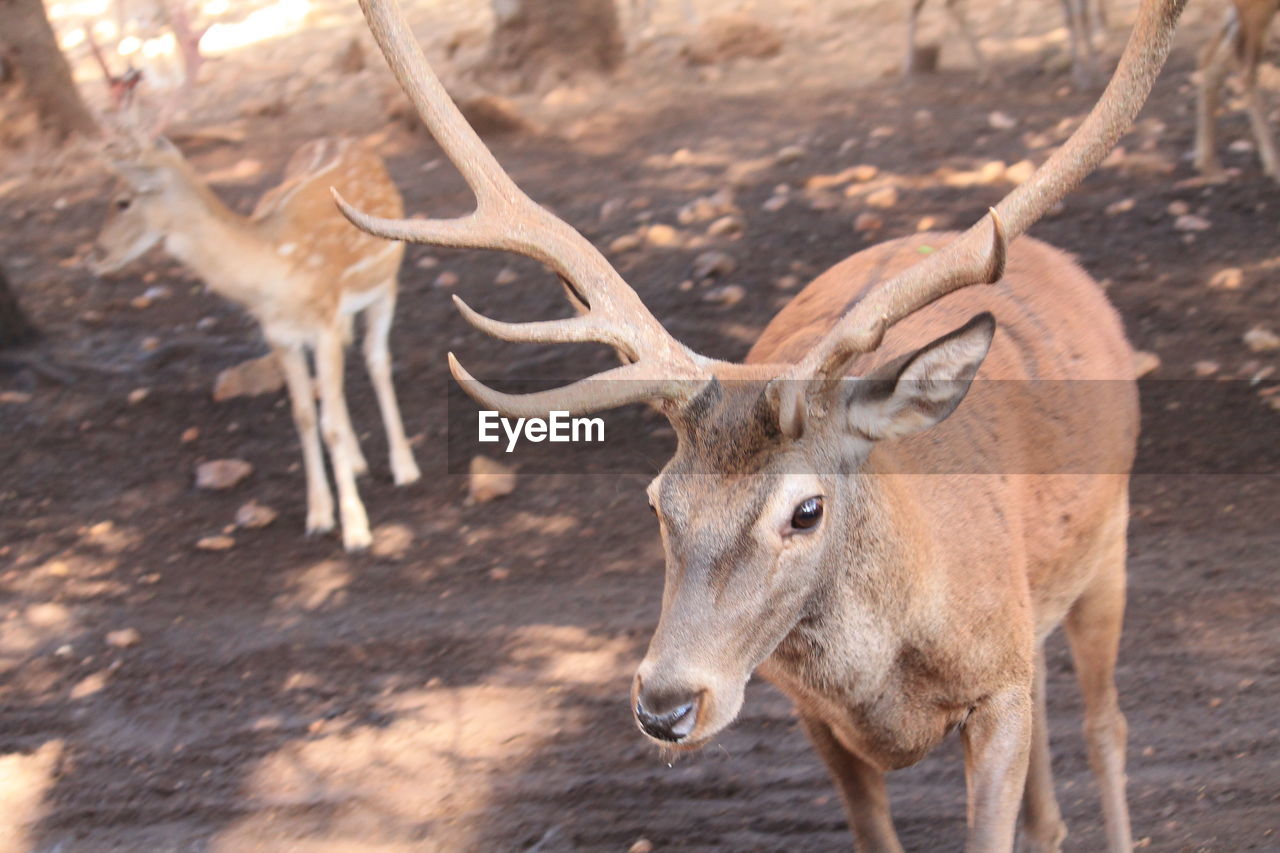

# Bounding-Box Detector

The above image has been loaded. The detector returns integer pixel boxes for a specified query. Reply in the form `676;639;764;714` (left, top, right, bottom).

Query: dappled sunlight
203;0;313;55
0;601;78;675
0;742;63;853
270;559;352;618
504;624;635;686
214;684;578;852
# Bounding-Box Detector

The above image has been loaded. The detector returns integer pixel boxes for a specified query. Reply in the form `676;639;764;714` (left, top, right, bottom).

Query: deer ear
845;312;995;441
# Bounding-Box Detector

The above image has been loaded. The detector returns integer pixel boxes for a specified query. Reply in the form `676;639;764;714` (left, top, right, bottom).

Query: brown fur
90;137;420;551
636;234;1138;852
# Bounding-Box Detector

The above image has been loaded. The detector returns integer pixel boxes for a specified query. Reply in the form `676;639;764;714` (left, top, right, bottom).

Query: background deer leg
362;286;421;486
943;0;990;79
1064;535;1132;853
1061;0;1099;89
1240;76;1280;178
1194;16;1234;176
798;714;905;853
315;328;373;551
904;0;929;76
274;343;335;536
1017;646;1067;853
962;685;1032;853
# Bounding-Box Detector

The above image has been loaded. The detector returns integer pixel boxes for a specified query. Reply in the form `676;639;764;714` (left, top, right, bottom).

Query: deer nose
634;693;700;742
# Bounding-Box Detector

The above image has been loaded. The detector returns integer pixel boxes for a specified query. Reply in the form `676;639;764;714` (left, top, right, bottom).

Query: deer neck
161;178;291;309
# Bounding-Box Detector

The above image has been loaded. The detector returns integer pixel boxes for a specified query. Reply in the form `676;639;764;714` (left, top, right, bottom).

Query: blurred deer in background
90;132;420;551
340;0;1182;847
1194;0;1279;178
905;0;1109;87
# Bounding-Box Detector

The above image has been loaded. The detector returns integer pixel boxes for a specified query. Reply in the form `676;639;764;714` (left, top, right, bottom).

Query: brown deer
337;0;1183;848
90;134;421;551
1194;0;1279;178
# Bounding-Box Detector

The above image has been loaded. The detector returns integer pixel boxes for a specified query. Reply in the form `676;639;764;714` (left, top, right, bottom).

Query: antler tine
798;0;1186;380
340;0;712;417
448;354;690;419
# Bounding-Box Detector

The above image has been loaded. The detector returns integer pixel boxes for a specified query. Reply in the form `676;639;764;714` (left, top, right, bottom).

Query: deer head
339;0;1185;747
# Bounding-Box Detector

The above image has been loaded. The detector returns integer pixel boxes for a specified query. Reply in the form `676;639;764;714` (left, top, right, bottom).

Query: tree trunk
0;269;39;350
487;0;624;91
0;0;98;141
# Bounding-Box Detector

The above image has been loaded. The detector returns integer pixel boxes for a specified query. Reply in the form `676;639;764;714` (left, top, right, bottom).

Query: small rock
196;535;236;551
865;186;899;209
610;233;643;253
127;388;149;405
142;285;170;301
181;427;200;443
1167;200;1190;216
1192;360;1220;377
704;284;745;306
692;250;737;279
468;455;516;504
130;294;153;310
235;501;279;529
196;459;254;491
0;390;32;404
1132;351;1161;378
1005;159;1035;184
494;267;518;286
775;275;801;290
435;270;460;288
645;223;682;247
1243;327;1280;353
488;567;510;581
1228;139;1254;153
988;111;1018;130
140;336;160;352
416;255;439;269
853;212;883;232
916;215;939;231
1105;198;1135;216
1207;267;1243;290
1173;214;1211;232
761;194;788;212
775;145;806;165
106;628;141;648
213;355;284;402
707;215;744;238
629;841;655;853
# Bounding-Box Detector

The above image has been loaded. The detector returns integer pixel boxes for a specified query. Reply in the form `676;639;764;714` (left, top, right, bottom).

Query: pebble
1243;327;1280;353
775;145;807;165
213;355;283;402
610;233;643;253
1105;198;1135;216
1167;200;1190;216
196;459;254;490
629;841;654;853
988;111;1018;130
706;215;744;238
1192;360;1220;377
703;284;745;306
1173;214;1211;232
761;195;788;212
235;501;279;529
853;212;883;232
645;223;682;247
692;250;737;280
106;628;141;648
196;535;236;551
434;271;460;288
127;388;149;405
1132;351;1161;378
494;267;518;286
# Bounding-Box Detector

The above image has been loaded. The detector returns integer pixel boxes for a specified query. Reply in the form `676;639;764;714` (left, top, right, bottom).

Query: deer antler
794;0;1186;382
334;0;713;417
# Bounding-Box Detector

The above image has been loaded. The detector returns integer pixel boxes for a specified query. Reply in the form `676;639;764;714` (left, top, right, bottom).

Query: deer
905;0;1108;88
1193;0;1279;179
88;132;421;551
336;0;1183;848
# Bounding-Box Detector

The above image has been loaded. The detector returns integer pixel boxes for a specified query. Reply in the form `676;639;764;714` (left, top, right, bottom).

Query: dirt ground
1;0;1278;851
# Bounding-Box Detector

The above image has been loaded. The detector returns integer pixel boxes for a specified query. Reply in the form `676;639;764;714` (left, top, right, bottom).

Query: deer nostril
634;696;699;742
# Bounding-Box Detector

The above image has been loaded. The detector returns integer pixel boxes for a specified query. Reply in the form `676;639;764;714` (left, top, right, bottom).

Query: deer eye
115;198;132;210
790;496;824;531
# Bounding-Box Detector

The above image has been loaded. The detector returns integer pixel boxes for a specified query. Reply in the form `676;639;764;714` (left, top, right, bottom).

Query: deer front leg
274;344;335;536
798;714;905;853
315;328;373;551
962;686;1033;853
